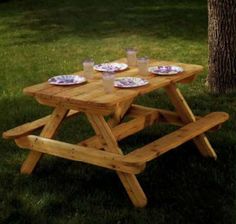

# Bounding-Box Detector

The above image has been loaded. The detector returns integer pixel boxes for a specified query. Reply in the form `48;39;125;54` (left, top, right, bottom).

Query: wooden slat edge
124;112;229;163
2;110;80;139
15;135;144;174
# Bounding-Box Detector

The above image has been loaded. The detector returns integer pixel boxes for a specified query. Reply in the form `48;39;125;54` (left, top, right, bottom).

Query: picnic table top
23;58;203;114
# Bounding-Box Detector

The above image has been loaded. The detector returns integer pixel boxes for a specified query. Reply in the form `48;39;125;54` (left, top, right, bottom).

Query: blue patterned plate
114;77;149;88
94;63;128;72
148;66;184;75
48;75;86;85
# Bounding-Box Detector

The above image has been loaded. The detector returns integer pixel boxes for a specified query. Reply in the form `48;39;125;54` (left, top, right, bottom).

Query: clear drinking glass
126;48;137;67
102;72;115;93
83;59;94;79
137;57;149;75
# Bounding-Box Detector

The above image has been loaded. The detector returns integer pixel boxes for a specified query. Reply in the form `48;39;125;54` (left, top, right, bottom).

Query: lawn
0;0;235;223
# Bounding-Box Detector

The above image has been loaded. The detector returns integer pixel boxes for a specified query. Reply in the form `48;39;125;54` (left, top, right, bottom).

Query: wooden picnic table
3;58;229;207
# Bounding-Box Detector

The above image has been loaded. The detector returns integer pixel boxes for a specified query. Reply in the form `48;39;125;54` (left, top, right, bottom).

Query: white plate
114;77;149;88
48;75;86;85
148;66;184;75
94;63;128;72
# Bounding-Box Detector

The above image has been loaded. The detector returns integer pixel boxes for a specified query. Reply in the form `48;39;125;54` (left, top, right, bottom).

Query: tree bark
207;0;236;93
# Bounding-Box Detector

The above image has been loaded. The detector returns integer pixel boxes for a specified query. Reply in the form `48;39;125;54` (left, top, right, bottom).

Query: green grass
0;0;235;223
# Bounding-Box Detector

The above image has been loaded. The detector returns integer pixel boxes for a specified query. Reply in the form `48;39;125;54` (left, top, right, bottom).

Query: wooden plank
86;113;147;208
89;88;138;105
35;97;114;115
116;60;202;89
20;107;69;174
165;83;218;159
40;80;137;110
134;78;171;95
34;84;79;98
15;135;144;174
23;75;98;98
79;109;160;148
23;82;52;96
69;87;108;102
32;83;138;116
125;112;229;163
113;59;203;84
128;105;185;126
36;89;138;115
53;81;102;99
36;81;101;101
24;77;95;98
2;110;80;139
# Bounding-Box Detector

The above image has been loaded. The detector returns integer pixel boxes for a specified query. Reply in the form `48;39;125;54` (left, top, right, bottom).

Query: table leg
86;113;147;208
165;83;217;159
20;107;69;174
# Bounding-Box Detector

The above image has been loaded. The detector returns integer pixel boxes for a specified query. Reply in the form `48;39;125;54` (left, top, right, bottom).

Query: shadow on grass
0;0;207;45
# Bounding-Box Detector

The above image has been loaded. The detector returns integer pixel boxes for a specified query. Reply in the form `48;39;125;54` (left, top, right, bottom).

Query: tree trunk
207;0;236;93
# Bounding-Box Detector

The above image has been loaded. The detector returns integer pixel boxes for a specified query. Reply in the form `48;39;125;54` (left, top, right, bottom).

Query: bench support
20;107;69;174
165;83;218;159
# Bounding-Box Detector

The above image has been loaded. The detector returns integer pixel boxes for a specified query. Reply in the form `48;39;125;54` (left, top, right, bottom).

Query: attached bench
10;112;229;175
124;112;229;163
2;110;80;140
